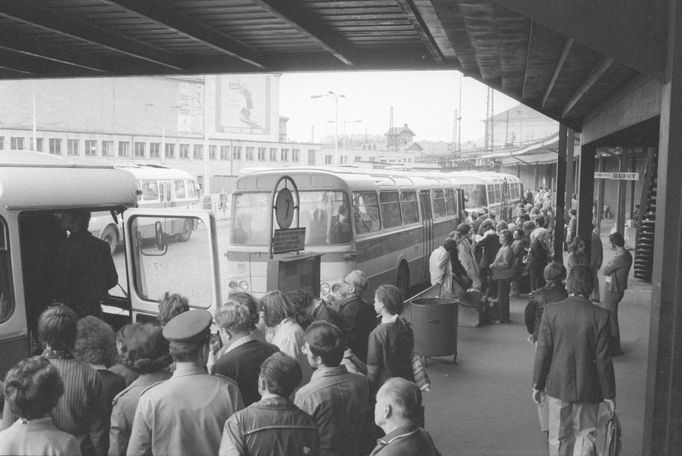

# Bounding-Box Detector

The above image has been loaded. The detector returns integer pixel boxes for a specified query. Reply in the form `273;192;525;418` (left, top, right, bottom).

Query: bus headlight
238;280;249;290
229;280;239;289
320;283;330;295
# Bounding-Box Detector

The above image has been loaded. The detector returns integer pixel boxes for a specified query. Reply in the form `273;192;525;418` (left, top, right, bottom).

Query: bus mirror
154;221;166;251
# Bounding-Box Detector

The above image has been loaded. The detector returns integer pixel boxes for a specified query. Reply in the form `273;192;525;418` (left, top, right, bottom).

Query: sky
278;70;521;144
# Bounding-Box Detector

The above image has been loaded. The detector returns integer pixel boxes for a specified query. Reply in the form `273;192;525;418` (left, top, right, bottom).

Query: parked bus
90;164;201;253
450;171;523;221
225;167;466;299
0;151;221;376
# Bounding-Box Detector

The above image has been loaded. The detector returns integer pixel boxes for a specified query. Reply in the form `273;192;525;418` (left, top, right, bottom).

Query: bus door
419;190;433;283
123;208;222;321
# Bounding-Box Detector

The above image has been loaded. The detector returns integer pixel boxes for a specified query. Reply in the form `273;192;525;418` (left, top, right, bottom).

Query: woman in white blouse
261;290;312;386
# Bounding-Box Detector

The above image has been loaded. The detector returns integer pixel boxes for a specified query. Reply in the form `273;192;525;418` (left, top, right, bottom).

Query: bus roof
116;164;196;181
234;166;467;192
0;151;138;211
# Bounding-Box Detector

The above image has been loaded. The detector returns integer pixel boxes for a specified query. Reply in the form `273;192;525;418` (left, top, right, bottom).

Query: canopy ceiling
0;0;666;130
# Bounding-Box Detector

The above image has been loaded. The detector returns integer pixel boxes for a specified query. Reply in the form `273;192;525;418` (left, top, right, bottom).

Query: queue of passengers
0;270;442;456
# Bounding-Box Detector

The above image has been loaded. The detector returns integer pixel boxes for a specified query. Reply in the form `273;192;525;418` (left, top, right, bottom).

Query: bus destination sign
594;172;639;180
273;228;306;254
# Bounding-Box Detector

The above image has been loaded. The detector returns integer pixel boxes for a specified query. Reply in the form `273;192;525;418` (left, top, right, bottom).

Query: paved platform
418;224;649;455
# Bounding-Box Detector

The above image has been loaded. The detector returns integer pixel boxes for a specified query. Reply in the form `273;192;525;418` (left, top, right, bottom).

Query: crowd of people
0;270;441;456
430;186;633;455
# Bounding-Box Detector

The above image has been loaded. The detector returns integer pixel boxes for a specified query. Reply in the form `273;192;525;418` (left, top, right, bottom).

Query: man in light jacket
601;231;632;355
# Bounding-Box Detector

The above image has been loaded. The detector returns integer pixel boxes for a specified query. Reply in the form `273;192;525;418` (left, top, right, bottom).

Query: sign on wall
594;172;639;180
214;75;272;136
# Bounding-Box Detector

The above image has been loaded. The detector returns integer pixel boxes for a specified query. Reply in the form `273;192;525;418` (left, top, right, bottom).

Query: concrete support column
616;153;627;234
553;124;567;261
577;143;596;259
564;128;576;218
643;1;682;453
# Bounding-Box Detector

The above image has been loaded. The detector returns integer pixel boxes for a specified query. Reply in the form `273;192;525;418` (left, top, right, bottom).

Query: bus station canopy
0;1;664;131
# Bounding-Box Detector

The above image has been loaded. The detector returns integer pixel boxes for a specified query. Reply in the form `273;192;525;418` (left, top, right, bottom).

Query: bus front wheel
101;225;119;255
177;219;193;242
396;263;410;300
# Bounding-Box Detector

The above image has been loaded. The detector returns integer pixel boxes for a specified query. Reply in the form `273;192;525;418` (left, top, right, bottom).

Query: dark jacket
294;366;370;456
590;233;603;270
525;283;568;338
476;232;500;271
338;295;376;363
211;339;280;406
533;296;616;403
312;301;341;329
370;425;441;456
54;231;118;308
367;316;414;393
220;396;320;456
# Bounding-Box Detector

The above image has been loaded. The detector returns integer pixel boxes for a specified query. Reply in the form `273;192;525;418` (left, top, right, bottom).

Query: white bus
90;164;201;253
225;167;466;299
0;151;221;376
449;171;524;221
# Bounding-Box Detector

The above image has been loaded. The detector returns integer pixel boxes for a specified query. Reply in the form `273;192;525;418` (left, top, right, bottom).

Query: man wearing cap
336;270;375;363
127;310;244;456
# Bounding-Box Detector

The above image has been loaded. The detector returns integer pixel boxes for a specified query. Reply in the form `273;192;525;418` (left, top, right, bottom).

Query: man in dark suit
532;264;616;456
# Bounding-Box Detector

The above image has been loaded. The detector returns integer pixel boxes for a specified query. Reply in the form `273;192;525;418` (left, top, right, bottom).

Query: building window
209;145;216;160
102;140;114;157
67;139;79;156
85;140;97;156
134;142;145;158
118;141;130;157
292;149;300;162
325;155;333;165
269;148;277;161
258;147;266;161
35;138;44;152
49;138;62;155
246;147;254;161
355;156;362;162
149;143;160;158
193;144;203;160
307;149;316;165
180;144;190;159
220;146;230;160
280;148;289;161
0;137;4;150
165;143;175;159
233;146;242;160
10;137;24;151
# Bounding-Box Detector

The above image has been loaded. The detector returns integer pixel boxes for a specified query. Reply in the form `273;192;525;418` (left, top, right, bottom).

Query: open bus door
123;208;222;322
419;190;434;283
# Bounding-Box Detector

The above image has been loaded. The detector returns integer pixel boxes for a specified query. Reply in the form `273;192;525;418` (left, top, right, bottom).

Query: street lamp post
311;91;345;165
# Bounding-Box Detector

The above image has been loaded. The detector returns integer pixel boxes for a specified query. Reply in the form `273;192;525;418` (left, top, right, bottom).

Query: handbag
602;410;622;456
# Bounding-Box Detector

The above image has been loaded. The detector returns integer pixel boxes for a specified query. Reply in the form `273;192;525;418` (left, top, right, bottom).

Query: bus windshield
462;184;488;208
232;190;350;246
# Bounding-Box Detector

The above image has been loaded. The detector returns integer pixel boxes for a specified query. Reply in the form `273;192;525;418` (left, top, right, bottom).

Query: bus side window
353;192;381;234
445;189;456;216
380;191;402;228
0;219;12;323
400;191;419;224
141;180;159;201
175;180;186;200
432;190;446;218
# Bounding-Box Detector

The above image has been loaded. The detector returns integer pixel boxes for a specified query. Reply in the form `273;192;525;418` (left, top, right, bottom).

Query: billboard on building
213;75;274;138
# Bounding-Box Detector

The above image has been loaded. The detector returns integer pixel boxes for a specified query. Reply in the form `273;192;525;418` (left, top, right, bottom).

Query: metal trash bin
410;297;459;363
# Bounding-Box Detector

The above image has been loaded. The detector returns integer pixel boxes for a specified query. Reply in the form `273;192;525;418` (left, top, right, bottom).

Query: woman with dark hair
0;356;81;456
109;323;172;456
528;229;551;291
510;228;527;296
261;290;312;386
566;236;588;279
367;284;414;393
490;230;514;323
524;261;567;437
109;325;141;387
2;305;108;456
74;316;126;410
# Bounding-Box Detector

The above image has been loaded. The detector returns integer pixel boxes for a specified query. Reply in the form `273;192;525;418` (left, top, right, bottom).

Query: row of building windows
0;136;306;163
